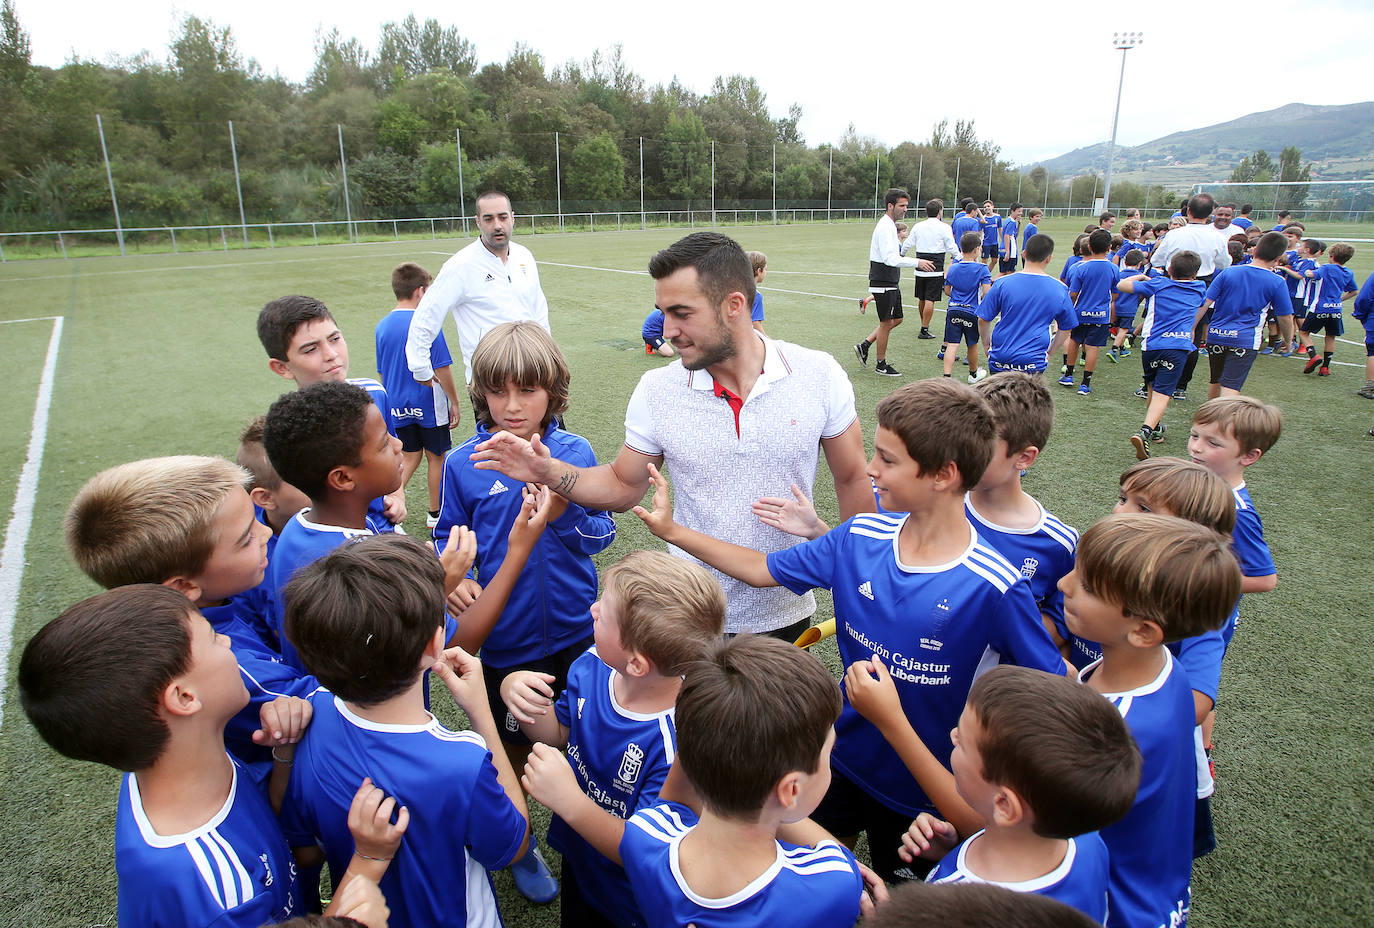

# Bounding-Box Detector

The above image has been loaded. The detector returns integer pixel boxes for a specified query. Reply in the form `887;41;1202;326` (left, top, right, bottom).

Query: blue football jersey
766;514;1064;815
926;830;1110;924
750;292;765;323
1060;255;1083;285
951;214;982;245
116;756;301;927
964;495;1077;633
1022;221;1039;248
347;376;396;435
1082;652;1196;928
281;691;526;928
977;274;1078;372
1002;219;1021;259
1133;277;1207;352
981;214;1003;246
1308;263;1357;316
1066;259;1119;323
945;261;992;309
375;308;453;429
642;309;666;340
1204;265;1292;348
621;802;864;928
549;648;677;927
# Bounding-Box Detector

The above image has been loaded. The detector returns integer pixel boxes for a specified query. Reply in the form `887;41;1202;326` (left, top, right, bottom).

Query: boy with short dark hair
1061;229;1119;394
1278;238;1321;357
977;234;1077;375
19;585;391;928
1109;247;1149;360
619;635;869;927
1059;514;1242;928
1300;242;1359;376
633;378;1066;880
981;201;1002;271
375;262;462;527
951;199;982;246
941;231;993;382
506;550;727;927
1021;208;1042;263
904;666;1141;923
1201;231;1294;396
256;294;405;526
999;203;1024;276
1119;250;1208;457
64;455;318;777
280;533;531;928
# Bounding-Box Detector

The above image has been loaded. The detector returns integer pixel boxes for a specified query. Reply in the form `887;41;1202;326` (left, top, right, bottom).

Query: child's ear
1013;446;1040;471
249;486;276;512
1127;618;1165;649
623;650;654;680
990;785;1028;828
1240;448;1263;468
267;358;296;382
773;770;805;813
421;627;446;665
326;464;355;494
162;576;204;604
934;460;962;492
161;676;202;719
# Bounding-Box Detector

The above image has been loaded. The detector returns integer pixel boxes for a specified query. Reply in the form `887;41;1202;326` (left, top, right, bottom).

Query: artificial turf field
0;217;1370;927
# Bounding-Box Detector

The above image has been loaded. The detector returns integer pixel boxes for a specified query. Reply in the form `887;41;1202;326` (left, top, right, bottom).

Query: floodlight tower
1102;31;1142;212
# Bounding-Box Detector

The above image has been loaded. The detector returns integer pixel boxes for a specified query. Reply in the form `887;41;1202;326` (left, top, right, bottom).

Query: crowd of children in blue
18;199;1360;927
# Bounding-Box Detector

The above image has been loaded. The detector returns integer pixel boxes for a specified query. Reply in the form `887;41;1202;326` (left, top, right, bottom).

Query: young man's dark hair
1099;211;1116;225
263;381;373;500
647;231;756;311
1255;231;1288;263
1008;201;1023;212
1168;250;1202;281
19;584;195;772
475;189;512;210
1239;204;1253;216
674;635;840;819
1087;229;1113;255
257;295;335;362
391;262;432;300
876;378;996;491
960;231;982;254
285;533;446;706
884;187;910;209
968;665;1142;839
1186;193;1215;221
925;198;943;217
1023;232;1055;263
974;371;1055;458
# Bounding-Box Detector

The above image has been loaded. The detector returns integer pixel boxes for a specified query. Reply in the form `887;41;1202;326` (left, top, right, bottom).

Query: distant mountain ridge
1032;102;1374;181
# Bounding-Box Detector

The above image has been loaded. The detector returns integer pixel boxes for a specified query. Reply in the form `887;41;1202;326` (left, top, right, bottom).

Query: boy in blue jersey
506;551;726;927
1109;247;1149;361
64;455;320;782
900;666;1140;924
376;262;462;528
1299;242;1359;376
1112;219;1145;267
1021;208;1042;264
977;233;1076;375
1061;230;1118;395
18;584;394;928
999;203;1023;276
748;250;769;335
941;232;993;382
257;294;406;528
280;533;532;928
981;201;1002;271
1278;239;1320;358
1119;250;1209;458
640;308;676;357
634;378;1066;880
1354;273;1374;398
1059;235;1087;286
620;635;873;927
951;199;982;246
1060;514;1241;928
1202;231;1294;397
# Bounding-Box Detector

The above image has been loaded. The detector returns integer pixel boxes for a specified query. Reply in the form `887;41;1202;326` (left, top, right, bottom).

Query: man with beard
471;232;873;639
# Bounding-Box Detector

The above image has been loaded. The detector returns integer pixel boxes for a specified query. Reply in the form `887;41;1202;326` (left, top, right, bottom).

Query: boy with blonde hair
506;550;726;927
747;250;769;334
1300;242;1359;376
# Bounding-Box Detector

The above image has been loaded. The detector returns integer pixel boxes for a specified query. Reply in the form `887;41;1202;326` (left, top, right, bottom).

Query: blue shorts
483;634;595;746
644;334;667;350
982;242;999;260
1301;314;1344;337
1071;323;1111;347
1289;294;1307;320
395;423;453;456
1142;348;1190;395
1366;338;1374;358
998;256;1019;275
1207;345;1258;390
943;308;979;346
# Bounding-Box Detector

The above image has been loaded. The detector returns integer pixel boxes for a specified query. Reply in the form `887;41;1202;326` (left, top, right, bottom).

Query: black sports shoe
918;328;936;339
854;341;870;366
936;347;946;360
1151;423;1167;443
1131;428;1151;460
875;360;902;376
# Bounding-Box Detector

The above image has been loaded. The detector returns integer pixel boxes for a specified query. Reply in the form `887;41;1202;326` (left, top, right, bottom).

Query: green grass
0;217;1370;926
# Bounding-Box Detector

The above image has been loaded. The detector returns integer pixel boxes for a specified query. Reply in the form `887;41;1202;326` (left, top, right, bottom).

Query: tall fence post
229;120;248;246
554;131;563;232
827;149;833;220
915;154;923;205
639;137;646;231
1016;172;1022;203
873;153;880;210
987;160;994;201
96;114;125;257
455;128;467;236
711;140;716;226
954;156;961;203
772;143;777;225
337;124;354;243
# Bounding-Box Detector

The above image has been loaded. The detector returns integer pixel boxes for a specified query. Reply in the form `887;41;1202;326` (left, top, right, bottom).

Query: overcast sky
17;0;1373;166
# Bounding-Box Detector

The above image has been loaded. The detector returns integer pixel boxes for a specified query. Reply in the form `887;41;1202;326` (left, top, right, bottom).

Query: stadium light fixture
1102;31;1142;212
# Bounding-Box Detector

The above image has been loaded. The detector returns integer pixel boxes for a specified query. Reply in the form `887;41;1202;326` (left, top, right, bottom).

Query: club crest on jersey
615;743;645;791
858;580;874;601
488;480;510;496
928;598;953;640
1021;557;1039;579
920;636;944;651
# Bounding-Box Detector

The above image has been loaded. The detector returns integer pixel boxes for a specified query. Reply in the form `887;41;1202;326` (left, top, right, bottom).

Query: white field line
0;316;64;732
0;316;62;325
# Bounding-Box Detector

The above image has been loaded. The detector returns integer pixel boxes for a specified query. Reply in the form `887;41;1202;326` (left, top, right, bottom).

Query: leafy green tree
308;27;373;95
0;0;30;88
377;100;427;157
472;155;536;203
376;15;476;86
1277;145;1311;211
417;141;469;212
566;133;625;200
662;112;711;202
350;149;418;216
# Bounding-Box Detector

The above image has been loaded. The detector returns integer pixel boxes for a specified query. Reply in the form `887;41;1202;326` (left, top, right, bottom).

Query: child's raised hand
843;655;905;734
898;812;958;862
630;462;675;538
500;670;557;726
325;876;391;928
432;645;485;714
534;482;570;522
471;430;553;483
752;483;828;540
252;695;313;750
439;525;477;594
507;484;553;552
522;741;582;816
856;861;890;917
348;777;410;862
446;577;483;616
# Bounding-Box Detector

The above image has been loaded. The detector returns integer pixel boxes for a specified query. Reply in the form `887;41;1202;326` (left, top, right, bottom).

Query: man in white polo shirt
406;190;550;400
471;232;874;639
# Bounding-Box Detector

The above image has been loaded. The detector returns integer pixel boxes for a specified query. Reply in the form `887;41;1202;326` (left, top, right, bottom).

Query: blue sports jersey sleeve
751;292;765;322
990;579;1067;674
432;442;477;558
765;530;842;595
1354;275;1374;324
1232;497;1275;578
1170;629;1224;705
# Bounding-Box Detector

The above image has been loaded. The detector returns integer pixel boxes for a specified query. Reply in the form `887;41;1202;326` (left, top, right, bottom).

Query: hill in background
1033;102;1374;185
